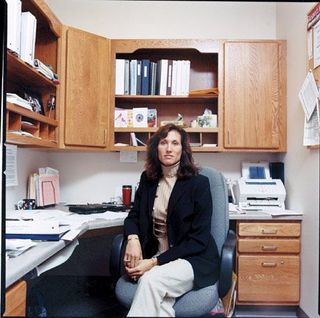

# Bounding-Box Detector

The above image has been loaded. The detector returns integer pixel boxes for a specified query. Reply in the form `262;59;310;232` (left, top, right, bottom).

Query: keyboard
68;203;128;214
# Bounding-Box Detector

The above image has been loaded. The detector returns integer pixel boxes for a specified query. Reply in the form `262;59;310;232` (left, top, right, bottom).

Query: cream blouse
152;161;179;255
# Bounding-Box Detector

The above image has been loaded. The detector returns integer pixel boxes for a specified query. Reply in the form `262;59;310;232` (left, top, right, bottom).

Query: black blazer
124;171;220;289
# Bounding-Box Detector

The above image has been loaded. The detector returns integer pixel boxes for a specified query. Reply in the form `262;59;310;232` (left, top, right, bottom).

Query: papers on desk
6;209;128;242
6;239;38;258
6;220;70;241
229;203;303;218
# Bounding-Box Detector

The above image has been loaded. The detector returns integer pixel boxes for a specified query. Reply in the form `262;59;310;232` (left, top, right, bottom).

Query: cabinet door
224;41;286;150
64;27;110;147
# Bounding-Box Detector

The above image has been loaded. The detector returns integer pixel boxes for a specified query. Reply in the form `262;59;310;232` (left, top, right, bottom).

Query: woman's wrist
127;234;139;241
151;257;158;266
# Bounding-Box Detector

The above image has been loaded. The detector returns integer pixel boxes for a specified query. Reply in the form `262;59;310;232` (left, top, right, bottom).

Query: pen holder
17;199;36;210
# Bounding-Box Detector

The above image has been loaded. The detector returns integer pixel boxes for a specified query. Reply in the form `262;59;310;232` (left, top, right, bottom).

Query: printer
234;178;286;211
233;161;286;212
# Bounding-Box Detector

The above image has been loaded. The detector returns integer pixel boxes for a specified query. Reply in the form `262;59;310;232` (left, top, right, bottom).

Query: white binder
6;0;22;55
20;11;37;65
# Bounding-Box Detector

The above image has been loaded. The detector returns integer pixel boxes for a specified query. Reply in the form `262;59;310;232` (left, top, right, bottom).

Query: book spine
115;59;125;95
7;0;21;55
141;59;150;95
166;60;173;95
124;59;130;95
171;60;178;96
159;59;168;96
130;60;137;95
150;62;157;95
136;60;142;95
20;12;37;64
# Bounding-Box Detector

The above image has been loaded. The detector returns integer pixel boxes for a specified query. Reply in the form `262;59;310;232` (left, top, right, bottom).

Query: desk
5;211;127;316
230;212;303;305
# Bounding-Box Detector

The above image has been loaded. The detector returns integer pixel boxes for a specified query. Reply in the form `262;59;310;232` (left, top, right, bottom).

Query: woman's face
157;130;182;166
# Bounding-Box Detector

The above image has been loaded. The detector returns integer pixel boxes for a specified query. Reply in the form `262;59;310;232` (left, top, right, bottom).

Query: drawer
4;280;26;317
237;255;300;303
238;238;300;253
238;222;300;237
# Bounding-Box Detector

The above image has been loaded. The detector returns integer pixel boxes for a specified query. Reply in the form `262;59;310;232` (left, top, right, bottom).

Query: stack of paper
6;239;37;258
7;93;33;110
6;220;70;241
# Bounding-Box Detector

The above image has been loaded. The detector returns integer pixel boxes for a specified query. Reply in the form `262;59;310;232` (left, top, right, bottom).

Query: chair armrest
110;233;126;282
218;229;236;298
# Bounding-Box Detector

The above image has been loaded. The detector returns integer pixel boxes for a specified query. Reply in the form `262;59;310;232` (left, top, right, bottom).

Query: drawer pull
261;262;277;267
262;229;278;235
261;245;277;251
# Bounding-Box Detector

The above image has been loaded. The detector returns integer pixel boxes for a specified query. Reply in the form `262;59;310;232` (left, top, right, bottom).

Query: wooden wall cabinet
109;39;223;152
236;221;300;305
58;26;110;149
224;41;287;151
6;0;61;148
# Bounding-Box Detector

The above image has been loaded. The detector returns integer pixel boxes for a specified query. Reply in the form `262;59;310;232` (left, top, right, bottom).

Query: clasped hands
124;235;157;281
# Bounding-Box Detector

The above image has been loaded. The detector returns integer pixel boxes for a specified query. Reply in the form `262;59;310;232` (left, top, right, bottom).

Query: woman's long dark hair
145;124;198;180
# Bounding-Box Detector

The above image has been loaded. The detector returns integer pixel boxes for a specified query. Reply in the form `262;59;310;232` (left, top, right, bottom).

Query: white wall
6;1;319;316
277;3;320;318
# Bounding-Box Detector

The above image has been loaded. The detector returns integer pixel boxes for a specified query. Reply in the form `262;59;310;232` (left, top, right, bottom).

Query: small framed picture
24;92;44;114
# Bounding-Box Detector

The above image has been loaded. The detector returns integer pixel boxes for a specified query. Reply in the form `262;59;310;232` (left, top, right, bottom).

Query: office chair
110;167;236;317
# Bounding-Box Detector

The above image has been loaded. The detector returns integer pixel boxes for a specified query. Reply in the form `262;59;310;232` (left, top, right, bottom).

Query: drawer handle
262;229;278;235
261;262;277;267
261;245;277;251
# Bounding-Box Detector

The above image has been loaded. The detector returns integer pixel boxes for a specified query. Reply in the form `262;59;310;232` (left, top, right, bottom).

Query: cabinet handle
261;262;277;267
261;245;277;251
262;229;277;235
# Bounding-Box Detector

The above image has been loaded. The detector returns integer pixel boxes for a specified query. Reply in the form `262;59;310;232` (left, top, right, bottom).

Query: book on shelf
115;59;125;95
149;62;157;95
171;60;178;96
114;108;128;127
175;60;183;96
136;60;142;95
147;109;157;127
166;60;173;95
141;59;150;95
156;59;168;96
183;60;191;96
7;0;21;55
20;11;37;65
130;132;146;146
129;60;138;95
132;107;148;127
124;59;130;95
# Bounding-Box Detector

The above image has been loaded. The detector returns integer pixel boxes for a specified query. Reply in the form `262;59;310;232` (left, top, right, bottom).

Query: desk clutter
5;208;128;259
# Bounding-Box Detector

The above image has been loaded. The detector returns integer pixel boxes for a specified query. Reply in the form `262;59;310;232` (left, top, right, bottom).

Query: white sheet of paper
5;144;18;187
298;71;319;121
303;101;320;146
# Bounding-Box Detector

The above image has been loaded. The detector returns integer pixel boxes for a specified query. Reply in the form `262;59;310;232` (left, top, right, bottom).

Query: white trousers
127;258;194;317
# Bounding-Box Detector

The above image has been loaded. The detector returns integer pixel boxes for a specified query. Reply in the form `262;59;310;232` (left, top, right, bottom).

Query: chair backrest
200;167;229;256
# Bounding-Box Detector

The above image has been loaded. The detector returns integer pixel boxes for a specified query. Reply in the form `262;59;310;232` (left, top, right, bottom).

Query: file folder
38;175;60;207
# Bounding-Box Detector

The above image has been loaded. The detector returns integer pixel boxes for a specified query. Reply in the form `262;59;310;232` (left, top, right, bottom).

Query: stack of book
115;59;191;96
115;107;157;128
